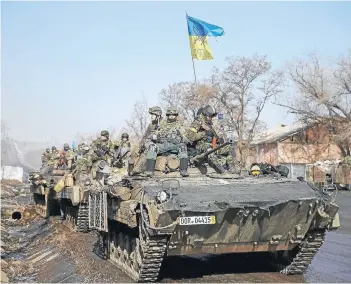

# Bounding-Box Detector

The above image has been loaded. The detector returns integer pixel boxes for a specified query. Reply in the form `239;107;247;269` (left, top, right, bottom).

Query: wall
1;166;23;182
246;143;278;165
277;143;341;164
248;123;342;165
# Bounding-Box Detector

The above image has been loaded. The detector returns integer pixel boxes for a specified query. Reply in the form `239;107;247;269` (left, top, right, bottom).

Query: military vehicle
28;166;63;218
305;163;337;191
53;171;91;232
335;157;351;190
88;142;340;282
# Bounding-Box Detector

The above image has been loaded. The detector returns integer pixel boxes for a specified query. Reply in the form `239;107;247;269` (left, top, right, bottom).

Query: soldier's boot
179;158;189;177
211;162;226;174
145;159;156;177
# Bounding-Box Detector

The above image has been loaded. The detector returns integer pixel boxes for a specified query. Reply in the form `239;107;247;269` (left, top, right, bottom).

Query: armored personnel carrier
53;170;90;232
28;166;62;218
88;144;340;282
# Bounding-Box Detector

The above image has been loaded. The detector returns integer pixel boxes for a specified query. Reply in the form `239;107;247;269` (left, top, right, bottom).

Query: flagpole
191;57;198;86
186;12;198;87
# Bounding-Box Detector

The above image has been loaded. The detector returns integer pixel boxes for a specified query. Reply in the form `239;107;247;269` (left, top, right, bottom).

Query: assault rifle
190;140;235;164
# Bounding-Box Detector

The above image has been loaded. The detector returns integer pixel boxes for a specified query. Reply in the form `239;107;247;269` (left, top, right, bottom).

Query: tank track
92;218;169;282
62;200;89;233
33;193;52;218
108;231;168;282
76;204;89;232
277;229;326;275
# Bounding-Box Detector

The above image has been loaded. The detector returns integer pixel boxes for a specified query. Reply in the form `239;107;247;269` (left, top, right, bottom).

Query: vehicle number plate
179;216;216;226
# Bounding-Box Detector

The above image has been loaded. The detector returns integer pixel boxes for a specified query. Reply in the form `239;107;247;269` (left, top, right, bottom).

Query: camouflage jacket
41;152;51;164
115;140;131;160
140;119;164;147
50;150;60;162
73;153;92;173
156;120;188;144
90;138;116;163
186;114;219;144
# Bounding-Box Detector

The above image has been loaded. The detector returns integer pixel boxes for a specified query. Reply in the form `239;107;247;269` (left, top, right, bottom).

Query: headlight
156;190;168;203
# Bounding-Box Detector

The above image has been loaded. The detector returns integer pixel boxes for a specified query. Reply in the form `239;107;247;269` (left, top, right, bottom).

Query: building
247;122;341;179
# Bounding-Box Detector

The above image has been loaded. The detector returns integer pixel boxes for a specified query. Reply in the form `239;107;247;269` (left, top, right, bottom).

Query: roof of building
251;121;311;145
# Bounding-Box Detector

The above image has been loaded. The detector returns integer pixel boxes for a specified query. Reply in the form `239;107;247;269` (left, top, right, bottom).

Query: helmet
45;148;50;152
166;107;178;116
121;133;129;139
202;105;217;117
148;106;162;116
81;145;90;152
64;143;69;148
51;146;57;151
100;130;110;137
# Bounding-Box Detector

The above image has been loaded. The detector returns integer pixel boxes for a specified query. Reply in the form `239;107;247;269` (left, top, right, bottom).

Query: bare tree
211;54;285;165
274;51;351;156
125;97;149;142
159;81;217;123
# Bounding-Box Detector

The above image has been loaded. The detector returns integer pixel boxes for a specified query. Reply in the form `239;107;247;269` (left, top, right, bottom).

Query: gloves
101;145;109;153
139;145;146;154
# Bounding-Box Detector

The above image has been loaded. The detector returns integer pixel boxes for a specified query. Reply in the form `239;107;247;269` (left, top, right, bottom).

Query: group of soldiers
41;132;132;181
131;104;239;177
40;104;240;180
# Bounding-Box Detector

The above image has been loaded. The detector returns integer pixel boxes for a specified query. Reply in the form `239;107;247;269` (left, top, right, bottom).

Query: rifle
113;146;130;166
190;141;233;164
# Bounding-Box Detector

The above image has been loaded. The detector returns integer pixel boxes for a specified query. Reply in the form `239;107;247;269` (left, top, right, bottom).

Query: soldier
139;106;164;153
58;143;76;170
41;148;51;167
114;133;131;168
72;144;92;184
51;146;61;169
187;105;236;173
144;107;189;177
131;107;163;175
89;130;116;180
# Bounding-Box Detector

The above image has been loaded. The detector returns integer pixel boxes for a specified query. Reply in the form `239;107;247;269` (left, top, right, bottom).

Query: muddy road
2;190;351;283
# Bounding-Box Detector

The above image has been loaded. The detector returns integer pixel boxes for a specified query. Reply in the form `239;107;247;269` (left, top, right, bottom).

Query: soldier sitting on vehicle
41;148;52;168
144;107;190;177
187;105;236;174
72;144;93;185
63;143;76;169
51;146;61;169
90;130;117;179
130;106;163;175
113;133;131;169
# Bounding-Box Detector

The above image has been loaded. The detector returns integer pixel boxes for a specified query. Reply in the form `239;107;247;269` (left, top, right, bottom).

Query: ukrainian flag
186;14;224;60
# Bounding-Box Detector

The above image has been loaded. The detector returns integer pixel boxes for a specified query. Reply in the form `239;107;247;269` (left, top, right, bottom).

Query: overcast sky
2;1;351;145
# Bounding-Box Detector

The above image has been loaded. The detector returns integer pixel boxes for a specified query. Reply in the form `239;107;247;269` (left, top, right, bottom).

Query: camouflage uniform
132;106;163;175
113;133;132;173
50;146;61;169
61;143;76;170
90;130;116;178
41;148;51;167
145;107;189;177
187;105;237;173
72;145;93;185
139;106;164;152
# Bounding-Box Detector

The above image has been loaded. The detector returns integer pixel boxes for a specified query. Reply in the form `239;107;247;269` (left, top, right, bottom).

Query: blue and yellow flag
186;14;224;60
